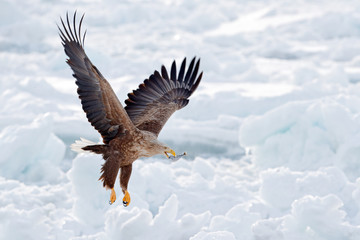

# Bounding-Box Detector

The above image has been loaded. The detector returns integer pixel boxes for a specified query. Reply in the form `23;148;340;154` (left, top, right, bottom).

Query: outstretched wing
125;57;202;136
58;12;135;143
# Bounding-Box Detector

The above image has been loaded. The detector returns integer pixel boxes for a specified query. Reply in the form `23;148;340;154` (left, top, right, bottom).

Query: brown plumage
58;12;203;206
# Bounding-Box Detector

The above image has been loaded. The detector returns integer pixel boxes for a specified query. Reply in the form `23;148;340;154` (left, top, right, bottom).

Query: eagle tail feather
71;137;99;153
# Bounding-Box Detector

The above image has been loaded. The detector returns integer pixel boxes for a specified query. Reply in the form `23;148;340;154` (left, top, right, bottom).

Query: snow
2;0;360;239
0;114;65;183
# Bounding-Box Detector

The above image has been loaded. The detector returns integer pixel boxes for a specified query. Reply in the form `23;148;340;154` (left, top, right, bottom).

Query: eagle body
58;12;202;206
84;129;165;189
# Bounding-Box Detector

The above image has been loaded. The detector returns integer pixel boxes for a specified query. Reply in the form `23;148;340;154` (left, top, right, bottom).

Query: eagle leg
99;154;121;205
120;164;132;207
109;188;116;205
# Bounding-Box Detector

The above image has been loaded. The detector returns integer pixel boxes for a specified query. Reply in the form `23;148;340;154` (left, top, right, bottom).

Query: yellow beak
164;149;176;158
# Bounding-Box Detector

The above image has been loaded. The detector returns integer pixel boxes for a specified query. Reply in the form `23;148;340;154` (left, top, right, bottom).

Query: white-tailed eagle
58;12;202;206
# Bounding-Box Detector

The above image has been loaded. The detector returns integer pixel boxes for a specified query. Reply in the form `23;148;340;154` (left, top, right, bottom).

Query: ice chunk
260;167;351;212
283;195;359;240
67;153;108;227
240;100;358;172
0;114;65;183
209;203;260;239
102;194;210;240
190;231;236;240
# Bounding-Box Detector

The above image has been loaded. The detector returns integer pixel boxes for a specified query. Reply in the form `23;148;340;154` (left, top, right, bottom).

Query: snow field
2;0;360;239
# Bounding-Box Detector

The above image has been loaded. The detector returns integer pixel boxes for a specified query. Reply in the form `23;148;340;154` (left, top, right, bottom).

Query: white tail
70;137;97;153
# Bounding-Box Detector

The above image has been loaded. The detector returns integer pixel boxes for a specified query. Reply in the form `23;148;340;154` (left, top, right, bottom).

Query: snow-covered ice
2;0;360;239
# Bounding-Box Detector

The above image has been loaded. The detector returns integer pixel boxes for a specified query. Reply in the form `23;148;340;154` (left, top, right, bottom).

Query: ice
101;195;210;240
191;231;236;240
252;195;360;240
259;167;353;213
0;113;65;184
67;153;108;227
0;204;52;240
239;99;360;172
2;0;360;239
283;194;360;240
209;203;261;239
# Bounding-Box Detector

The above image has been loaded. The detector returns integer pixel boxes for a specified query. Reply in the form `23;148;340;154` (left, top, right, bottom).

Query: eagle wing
58;12;135;143
125;57;203;136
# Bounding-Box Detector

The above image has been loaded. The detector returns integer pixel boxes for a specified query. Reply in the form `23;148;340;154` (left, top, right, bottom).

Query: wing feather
177;58;186;83
125;57;202;136
170;61;177;82
184;57;195;85
58;12;135;143
161;66;169;80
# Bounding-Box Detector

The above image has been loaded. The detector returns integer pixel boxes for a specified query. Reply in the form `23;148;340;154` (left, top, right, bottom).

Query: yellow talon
164;149;176;158
109;188;116;205
123;190;131;207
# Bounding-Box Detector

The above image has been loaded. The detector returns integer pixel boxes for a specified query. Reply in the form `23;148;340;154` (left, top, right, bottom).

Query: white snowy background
1;0;360;239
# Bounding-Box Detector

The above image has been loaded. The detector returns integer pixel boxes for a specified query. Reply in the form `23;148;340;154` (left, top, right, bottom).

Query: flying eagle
58;13;202;206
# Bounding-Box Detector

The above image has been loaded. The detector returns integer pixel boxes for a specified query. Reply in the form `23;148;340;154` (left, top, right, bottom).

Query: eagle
58;12;202;206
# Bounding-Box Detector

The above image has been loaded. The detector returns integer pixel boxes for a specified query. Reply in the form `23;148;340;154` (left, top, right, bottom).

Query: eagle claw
122;190;131;207
109;188;116;205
